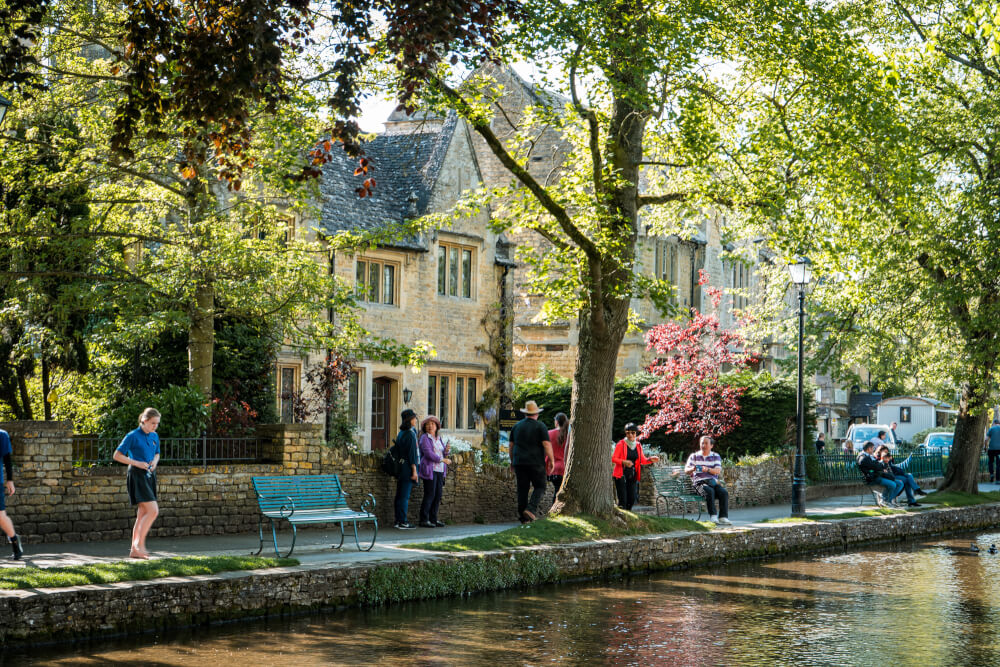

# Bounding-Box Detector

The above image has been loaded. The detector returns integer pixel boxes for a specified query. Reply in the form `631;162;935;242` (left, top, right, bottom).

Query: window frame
355;256;400;306
436;241;477;300
277;363;301;423
427;371;482;431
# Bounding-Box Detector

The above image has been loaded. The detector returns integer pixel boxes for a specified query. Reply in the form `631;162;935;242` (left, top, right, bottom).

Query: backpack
380;437;402;477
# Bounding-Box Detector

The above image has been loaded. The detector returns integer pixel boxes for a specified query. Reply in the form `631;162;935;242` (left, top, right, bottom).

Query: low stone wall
4;503;1000;645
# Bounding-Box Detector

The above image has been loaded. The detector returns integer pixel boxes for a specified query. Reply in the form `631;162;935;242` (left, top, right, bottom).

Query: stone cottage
275;110;515;451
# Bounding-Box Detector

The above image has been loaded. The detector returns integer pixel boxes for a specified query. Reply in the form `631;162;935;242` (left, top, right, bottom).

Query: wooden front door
371;377;392;451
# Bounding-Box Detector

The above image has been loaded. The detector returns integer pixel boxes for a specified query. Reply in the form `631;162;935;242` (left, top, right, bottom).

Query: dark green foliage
357;552;558;606
99;385;209;438
513;369;815;459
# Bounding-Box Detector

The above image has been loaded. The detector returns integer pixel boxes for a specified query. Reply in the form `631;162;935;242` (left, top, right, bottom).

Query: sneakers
709;514;719;523
394;522;416;530
9;535;22;560
915;489;928;496
717;517;733;525
520;510;537;523
908;502;921;507
418;521;435;528
433;521;446;527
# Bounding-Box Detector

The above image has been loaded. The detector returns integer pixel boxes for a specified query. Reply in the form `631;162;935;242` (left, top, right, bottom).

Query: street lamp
0;94;10;128
788;256;812;517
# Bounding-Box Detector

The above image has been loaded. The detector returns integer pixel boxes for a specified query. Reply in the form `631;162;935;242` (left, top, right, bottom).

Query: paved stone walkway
1;480;993;574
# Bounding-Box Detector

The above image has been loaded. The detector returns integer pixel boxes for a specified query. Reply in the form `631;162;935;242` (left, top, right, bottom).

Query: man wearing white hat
510;400;554;522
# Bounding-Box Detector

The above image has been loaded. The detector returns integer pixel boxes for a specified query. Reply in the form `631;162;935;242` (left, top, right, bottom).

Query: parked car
916;432;954;455
843;424;898;453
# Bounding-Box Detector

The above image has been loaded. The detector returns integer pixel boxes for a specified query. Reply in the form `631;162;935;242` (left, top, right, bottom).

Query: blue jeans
900;473;919;503
870;476;904;502
394;476;414;524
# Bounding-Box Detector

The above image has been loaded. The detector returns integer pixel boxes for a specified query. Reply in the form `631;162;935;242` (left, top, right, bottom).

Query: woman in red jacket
547;412;569;500
612;423;659;511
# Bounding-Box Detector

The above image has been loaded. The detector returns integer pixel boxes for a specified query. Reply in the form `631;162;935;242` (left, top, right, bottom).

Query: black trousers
513;464;547;518
549;475;564;501
419;472;445;523
695;480;729;518
614;476;639;510
989;450;1000;480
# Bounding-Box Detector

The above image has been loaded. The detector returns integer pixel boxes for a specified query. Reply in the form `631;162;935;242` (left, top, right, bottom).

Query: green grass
401;513;708;552
0;555;298;590
918;490;1000;507
762;508;908;523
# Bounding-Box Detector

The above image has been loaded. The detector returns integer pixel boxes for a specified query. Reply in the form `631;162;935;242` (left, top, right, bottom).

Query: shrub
99;384;209;438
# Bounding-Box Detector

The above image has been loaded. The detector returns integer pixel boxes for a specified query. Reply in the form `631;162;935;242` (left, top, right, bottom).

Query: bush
99;384;209;438
513;368;815;460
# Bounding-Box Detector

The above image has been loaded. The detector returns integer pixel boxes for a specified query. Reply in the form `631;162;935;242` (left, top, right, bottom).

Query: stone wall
6;502;1000;646
0;422;553;544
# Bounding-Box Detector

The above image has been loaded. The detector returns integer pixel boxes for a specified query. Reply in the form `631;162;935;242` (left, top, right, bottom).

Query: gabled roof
318;111;459;251
877;395;953;409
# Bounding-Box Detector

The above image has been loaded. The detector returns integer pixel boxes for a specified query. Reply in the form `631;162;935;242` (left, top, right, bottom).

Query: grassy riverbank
919;491;1000;507
763;508;907;523
0;555;298;590
402;513;708;552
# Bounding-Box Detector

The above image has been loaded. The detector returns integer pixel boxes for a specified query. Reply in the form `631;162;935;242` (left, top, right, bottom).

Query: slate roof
318;111;459;251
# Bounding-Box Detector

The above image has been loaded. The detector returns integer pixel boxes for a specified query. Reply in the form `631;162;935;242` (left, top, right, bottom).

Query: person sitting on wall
856;441;903;507
684;436;732;525
876;446;921;507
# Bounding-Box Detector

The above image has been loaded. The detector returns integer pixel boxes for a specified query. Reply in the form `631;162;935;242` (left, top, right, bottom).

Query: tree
412;1;784;517
729;0;1000;493
640;273;757;440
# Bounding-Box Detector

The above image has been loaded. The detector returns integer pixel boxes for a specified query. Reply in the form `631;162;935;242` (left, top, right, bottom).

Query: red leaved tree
641;271;757;440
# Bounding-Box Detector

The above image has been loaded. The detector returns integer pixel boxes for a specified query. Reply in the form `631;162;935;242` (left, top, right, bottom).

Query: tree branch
569;42;605;197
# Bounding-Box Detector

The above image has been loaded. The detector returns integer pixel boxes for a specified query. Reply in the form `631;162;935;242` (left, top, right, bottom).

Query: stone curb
3;503;1000;646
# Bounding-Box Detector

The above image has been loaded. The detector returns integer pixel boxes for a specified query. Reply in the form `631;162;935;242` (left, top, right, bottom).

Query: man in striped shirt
684;436;732;525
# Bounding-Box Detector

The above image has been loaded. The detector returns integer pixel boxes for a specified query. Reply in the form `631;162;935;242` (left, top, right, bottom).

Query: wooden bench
649;466;704;521
252;475;377;557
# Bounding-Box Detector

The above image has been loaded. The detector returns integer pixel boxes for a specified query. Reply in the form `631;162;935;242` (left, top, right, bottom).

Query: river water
17;532;1000;666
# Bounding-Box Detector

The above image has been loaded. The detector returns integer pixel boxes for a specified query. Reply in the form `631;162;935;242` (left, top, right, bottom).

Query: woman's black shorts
126;468;157;505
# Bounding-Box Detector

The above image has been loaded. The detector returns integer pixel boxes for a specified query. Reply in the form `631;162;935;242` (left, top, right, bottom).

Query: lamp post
0;94;10;128
787;256;812;517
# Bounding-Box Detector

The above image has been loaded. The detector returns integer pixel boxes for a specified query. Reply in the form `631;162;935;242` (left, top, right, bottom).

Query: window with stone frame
436;241;476;299
355;257;399;305
427;372;481;430
277;363;301;423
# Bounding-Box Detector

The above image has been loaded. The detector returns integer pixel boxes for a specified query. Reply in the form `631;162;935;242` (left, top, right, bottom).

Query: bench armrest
361;493;376;516
257;494;296;518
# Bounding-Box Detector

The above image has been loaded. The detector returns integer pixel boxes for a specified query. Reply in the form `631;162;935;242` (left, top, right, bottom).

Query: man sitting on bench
857;441;903;506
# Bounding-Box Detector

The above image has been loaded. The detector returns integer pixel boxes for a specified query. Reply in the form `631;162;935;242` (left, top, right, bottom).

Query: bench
649;466;704;521
252;474;377;557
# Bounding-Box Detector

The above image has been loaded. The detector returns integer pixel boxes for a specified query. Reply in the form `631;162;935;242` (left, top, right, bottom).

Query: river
15;531;1000;666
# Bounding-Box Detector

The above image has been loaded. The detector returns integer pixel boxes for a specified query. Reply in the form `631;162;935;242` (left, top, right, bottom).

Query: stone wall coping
70;464;285;478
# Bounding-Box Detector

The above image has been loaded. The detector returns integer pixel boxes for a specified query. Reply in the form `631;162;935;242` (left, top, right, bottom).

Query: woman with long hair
547;412;569;499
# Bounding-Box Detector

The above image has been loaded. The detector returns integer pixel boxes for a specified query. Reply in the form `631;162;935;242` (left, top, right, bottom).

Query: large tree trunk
552;301;630;517
941;381;989;493
188;279;214;397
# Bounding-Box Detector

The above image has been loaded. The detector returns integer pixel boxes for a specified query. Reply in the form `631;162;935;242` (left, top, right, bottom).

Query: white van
843;423;898;452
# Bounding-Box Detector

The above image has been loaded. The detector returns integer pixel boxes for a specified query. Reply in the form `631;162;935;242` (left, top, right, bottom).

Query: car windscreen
851;427;881;442
927;434;953;447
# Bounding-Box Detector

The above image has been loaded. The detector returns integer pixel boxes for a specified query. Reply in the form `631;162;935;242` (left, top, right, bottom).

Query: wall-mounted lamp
403;388;413;404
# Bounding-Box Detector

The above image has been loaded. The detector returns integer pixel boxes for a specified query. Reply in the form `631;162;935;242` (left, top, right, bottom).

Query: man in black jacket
393;409;420;529
857;441;903;506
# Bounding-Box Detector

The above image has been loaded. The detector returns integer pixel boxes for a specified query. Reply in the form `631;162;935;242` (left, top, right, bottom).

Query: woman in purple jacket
418;415;452;528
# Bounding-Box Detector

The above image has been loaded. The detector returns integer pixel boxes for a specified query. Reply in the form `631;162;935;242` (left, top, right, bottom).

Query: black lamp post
788;256;812;517
0;94;10;128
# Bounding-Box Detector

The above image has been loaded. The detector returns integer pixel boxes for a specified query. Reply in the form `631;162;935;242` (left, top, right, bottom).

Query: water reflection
17;533;1000;666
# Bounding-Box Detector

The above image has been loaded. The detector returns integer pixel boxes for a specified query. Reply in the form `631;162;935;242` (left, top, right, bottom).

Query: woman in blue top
112;407;161;559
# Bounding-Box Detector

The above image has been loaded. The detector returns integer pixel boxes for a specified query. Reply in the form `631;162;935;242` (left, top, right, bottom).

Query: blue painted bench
252;474;377;557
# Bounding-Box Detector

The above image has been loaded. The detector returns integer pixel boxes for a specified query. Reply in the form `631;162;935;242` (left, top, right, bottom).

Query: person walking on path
985;419;1000;483
547;412;569;500
418;415;451;528
112;408;161;559
0;429;23;560
612;423;660;511
510;400;554;522
393;409;420;529
684;436;732;525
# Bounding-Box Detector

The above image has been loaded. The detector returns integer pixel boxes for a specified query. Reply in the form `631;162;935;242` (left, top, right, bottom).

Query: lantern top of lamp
787;256;812;285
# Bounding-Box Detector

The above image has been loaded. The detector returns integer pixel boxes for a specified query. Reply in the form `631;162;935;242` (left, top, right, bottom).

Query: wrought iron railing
72;436;265;467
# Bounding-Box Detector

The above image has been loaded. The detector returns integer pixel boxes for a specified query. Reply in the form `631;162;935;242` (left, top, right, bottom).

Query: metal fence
72;436;265;467
808;452;989;484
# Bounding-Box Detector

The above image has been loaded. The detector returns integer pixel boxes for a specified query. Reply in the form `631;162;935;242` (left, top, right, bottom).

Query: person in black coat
393;409;420;529
856;441;903;506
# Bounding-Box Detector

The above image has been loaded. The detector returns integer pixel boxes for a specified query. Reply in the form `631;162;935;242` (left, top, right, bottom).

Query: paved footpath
1;481;994;576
